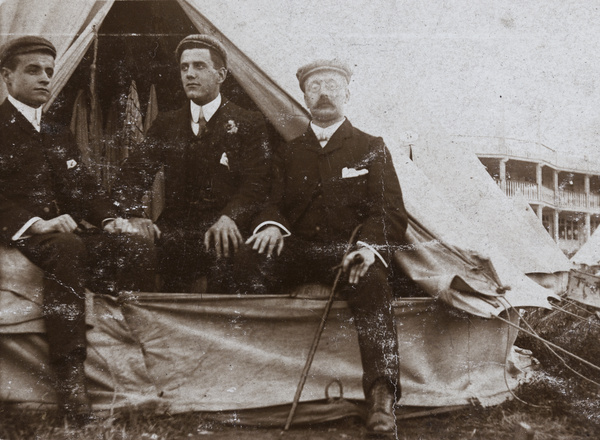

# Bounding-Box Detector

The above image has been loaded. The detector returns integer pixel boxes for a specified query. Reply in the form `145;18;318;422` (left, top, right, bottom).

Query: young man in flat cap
246;59;407;437
113;34;271;293
0;36;157;422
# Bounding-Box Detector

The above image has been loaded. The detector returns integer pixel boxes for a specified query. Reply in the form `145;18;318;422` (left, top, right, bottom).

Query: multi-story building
457;136;600;256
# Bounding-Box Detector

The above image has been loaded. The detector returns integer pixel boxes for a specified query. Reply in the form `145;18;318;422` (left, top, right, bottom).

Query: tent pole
89;25;101;183
283;225;362;432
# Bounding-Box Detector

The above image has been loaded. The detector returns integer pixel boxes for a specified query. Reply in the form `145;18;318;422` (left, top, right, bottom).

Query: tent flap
1;292;533;418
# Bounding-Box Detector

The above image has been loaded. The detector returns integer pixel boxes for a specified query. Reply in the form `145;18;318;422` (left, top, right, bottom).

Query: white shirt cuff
253;221;291;237
12;217;42;241
356;240;388;268
102;218;116;228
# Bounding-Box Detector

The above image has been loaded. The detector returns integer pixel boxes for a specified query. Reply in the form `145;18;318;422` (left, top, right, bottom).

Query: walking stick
283;225;363;432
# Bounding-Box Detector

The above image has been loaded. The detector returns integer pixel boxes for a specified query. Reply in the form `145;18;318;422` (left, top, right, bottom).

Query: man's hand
245;225;284;257
103;217;161;240
343;247;376;284
204;215;243;259
28;214;78;235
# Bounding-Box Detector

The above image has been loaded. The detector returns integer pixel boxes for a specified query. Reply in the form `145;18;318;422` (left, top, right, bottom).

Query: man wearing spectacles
246;59;407;437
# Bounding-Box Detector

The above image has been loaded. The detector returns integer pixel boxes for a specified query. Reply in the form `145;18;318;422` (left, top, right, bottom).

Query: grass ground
1;368;599;440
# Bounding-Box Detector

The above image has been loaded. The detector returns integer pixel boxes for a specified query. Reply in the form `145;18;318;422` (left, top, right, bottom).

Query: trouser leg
260;237;400;395
260;236;345;291
15;232;88;362
157;227;240;293
342;263;400;397
230;244;273;295
14;232;92;421
83;232;157;294
157;227;205;292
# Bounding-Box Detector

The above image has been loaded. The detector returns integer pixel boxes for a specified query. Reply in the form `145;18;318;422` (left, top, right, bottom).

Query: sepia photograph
1;1;599;439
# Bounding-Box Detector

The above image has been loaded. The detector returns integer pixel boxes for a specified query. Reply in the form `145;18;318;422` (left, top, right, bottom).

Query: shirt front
310;117;346;147
190;94;222;135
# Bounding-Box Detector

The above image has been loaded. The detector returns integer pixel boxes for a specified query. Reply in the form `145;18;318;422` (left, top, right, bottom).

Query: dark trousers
263;236;400;396
14;231;157;364
157;225;262;294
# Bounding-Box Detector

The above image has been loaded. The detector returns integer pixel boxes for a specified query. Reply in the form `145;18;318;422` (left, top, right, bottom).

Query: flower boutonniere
225;119;238;134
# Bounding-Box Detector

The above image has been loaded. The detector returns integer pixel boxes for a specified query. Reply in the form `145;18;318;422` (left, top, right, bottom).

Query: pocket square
220;152;230;169
342;167;368;178
66;159;78;169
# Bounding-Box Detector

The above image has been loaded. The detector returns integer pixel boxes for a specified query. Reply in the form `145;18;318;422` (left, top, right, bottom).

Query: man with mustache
246;59;407;437
113;34;270;293
0;36;157;423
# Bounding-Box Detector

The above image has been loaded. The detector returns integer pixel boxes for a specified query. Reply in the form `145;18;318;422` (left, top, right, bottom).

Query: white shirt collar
310;117;346;147
8;94;42;132
190;94;222;123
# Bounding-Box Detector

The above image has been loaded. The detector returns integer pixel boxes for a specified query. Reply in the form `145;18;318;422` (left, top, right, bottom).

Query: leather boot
52;356;94;426
365;378;397;438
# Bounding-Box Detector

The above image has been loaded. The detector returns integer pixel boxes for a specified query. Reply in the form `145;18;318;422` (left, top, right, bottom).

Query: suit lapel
203;99;238;153
173;104;195;139
0;99;41;140
298;127;322;153
205;99;232;135
321;119;352;154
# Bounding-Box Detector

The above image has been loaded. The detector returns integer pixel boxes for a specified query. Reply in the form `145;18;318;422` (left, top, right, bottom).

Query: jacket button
43;207;50;213
315;226;321;232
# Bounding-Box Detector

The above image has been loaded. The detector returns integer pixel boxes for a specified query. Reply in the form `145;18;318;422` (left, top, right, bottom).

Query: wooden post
499;159;508;193
554;209;560;243
536;163;543;201
553;169;559;206
585;212;591;240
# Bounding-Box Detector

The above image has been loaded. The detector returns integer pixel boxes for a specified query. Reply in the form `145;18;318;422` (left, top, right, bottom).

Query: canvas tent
571;226;600;268
410;138;571;293
566;229;600;310
0;0;556;421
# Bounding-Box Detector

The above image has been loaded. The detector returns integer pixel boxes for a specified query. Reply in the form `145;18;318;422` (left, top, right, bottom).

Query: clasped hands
245;225;375;284
28;214;161;239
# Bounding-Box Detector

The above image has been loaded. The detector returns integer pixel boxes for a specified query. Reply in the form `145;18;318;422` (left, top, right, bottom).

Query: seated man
0;36;156;423
246;59;408;437
112;34;271;294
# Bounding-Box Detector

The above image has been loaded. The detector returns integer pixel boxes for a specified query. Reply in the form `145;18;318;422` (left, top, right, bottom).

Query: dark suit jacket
0;99;118;244
254;119;407;263
113;99;271;235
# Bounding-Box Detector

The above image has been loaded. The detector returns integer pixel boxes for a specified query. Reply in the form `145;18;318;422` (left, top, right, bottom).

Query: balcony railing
499;179;600;211
541;186;554;205
558;189;587;209
506;180;538;200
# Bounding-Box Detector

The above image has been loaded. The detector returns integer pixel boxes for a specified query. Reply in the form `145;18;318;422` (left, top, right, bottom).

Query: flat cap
175;34;227;68
296;59;352;92
0;36;56;68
